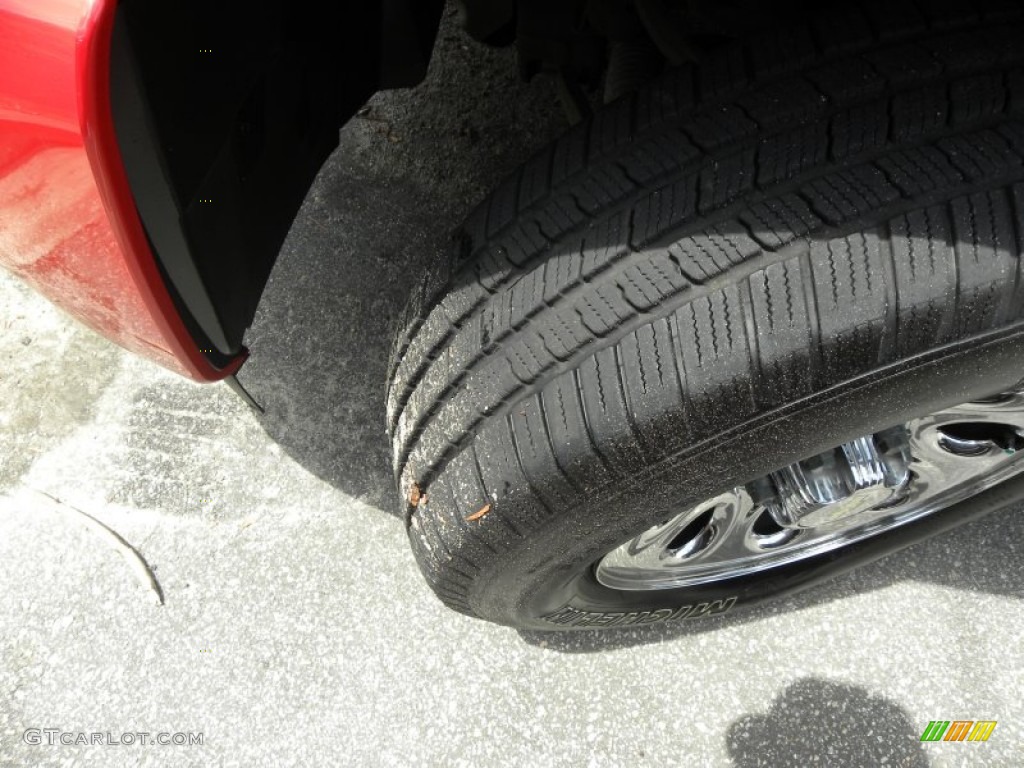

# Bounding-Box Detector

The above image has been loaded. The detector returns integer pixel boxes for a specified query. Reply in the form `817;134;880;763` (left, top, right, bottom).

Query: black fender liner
110;1;444;360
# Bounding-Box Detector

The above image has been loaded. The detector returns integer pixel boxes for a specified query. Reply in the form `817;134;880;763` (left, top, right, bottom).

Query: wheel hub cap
766;434;911;529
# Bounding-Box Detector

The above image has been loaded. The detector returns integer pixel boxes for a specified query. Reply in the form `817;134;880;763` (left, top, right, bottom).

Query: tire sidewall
472;326;1024;630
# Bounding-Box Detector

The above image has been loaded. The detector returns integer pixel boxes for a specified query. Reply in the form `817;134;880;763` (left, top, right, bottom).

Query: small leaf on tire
465;503;491;522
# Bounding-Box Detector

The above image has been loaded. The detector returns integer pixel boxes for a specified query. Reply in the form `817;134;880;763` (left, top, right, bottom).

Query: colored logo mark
920;720;997;742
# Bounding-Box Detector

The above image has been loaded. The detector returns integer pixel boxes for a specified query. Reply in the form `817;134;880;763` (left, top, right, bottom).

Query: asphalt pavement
1;8;1022;767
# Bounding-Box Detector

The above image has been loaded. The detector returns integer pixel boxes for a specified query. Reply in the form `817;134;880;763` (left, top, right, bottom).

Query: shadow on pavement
237;162;447;514
236;10;563;513
726;678;930;768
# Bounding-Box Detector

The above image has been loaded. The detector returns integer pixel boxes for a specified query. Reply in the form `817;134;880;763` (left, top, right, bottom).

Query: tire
387;0;1024;630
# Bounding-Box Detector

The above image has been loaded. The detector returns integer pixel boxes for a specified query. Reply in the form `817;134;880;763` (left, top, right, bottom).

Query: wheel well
111;1;444;359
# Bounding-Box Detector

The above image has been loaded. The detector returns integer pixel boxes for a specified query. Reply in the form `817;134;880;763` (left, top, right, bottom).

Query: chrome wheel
596;390;1024;591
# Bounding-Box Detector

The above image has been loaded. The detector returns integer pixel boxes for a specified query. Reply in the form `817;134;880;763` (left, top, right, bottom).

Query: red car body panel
0;0;242;381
